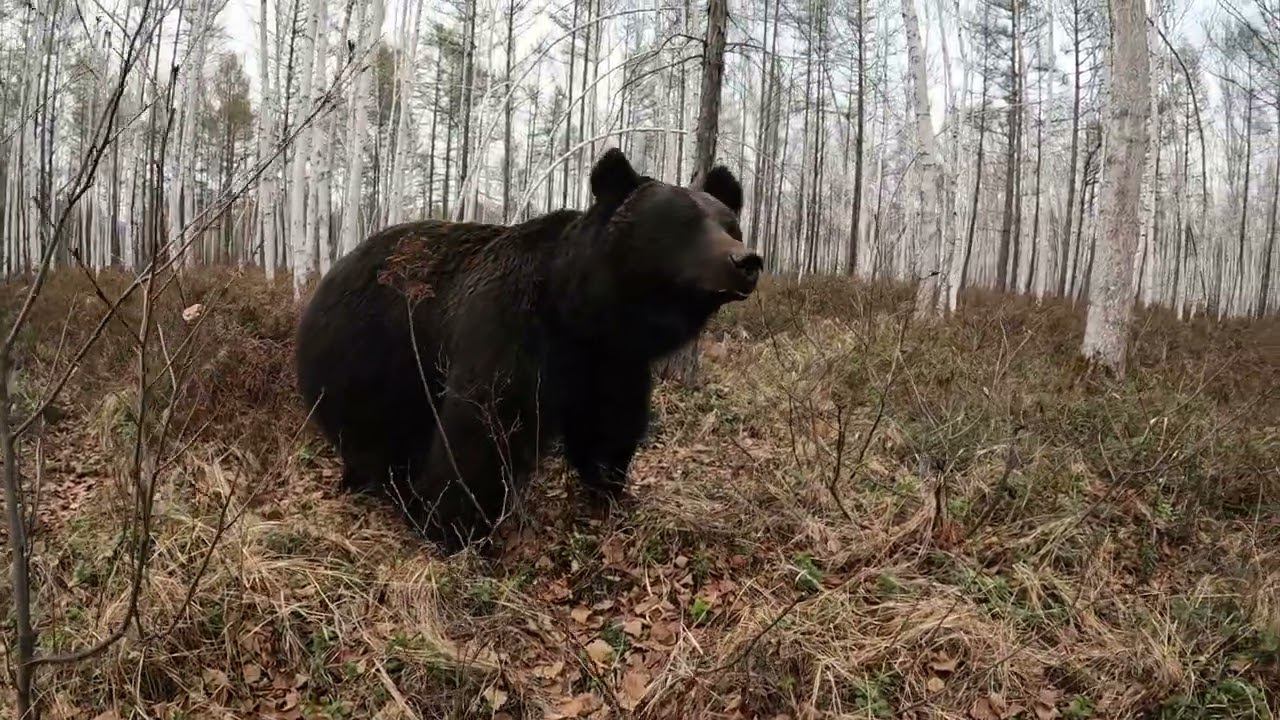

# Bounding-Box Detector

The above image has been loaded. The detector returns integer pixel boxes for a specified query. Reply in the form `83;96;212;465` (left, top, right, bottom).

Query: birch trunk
309;0;333;275
339;0;386;255
258;0;280;280
387;0;423;226
902;0;944;317
1082;0;1150;374
289;0;322;298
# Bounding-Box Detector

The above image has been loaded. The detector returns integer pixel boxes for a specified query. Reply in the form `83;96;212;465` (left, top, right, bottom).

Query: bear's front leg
561;362;651;504
404;393;524;553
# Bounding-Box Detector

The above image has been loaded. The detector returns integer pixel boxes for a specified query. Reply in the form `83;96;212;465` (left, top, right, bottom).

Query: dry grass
2;270;1278;719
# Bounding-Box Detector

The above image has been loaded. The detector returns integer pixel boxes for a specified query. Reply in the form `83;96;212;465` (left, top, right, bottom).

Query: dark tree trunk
503;0;516;220
848;0;865;276
1235;82;1253;315
1260;106;1279;318
659;0;728;387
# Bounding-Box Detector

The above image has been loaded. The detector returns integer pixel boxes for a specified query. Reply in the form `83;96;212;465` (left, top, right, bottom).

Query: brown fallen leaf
926;676;945;693
930;655;958;674
622;619;645;637
534;660;566;679
242;663;263;684
371;700;407;720
649;621;676;645
585;639;615;666
619;668;651;710
483;686;509;710
571;606;592;624
971;697;999;720
1034;688;1061;720
548;693;602;719
202;668;229;687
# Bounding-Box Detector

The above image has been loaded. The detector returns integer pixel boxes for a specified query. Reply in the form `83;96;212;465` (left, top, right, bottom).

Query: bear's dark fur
295;149;761;551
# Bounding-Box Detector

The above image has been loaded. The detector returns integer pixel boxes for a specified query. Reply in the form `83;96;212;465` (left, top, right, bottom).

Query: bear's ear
702;166;743;216
590;148;642;204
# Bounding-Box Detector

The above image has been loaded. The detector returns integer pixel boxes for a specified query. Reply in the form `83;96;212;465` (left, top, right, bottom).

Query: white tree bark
1135;6;1160;306
185;0;212;267
339;0;386;256
387;0;424;226
902;0;945;318
1082;0;1150;374
289;0;323;298
257;0;279;280
167;0;209;269
309;0;333;276
936;0;963;312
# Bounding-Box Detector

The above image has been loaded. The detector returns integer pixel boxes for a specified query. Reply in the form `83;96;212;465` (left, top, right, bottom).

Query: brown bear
294;148;761;552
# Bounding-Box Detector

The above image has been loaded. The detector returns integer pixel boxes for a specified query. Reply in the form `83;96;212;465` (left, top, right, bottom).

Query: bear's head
579;148;762;355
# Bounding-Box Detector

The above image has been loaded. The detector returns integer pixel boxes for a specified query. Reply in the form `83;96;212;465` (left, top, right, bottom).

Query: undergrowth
1;270;1277;719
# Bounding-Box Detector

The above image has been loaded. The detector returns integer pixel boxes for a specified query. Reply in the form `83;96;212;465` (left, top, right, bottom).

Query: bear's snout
727;252;763;297
702;225;761;301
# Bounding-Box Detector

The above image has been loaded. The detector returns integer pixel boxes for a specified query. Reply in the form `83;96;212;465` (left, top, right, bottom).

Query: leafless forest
1;0;1278;716
3;0;1279;317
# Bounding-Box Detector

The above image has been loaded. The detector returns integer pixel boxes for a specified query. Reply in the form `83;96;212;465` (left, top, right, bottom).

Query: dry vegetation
2;271;1278;719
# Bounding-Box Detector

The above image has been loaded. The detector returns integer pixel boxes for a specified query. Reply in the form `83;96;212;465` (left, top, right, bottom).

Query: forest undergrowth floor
3;271;1279;719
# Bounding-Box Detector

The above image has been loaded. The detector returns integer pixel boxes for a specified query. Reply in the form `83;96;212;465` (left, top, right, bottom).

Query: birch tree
387;0;423;226
309;0;335;275
289;0;323;297
902;0;946;316
340;0;387;255
258;0;280;280
1081;0;1150;374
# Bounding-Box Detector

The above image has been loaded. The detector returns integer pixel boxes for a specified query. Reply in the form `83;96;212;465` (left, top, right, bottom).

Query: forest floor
2;271;1279;719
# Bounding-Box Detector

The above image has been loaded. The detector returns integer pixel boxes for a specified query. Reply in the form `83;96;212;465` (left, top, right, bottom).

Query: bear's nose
731;252;763;278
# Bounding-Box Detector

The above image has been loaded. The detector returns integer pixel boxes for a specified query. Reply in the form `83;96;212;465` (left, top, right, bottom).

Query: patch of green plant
203;604;226;637
504;563;536;591
466;577;499;615
263;527;311;556
640;534;670;565
568;532;600;569
692;550;713;587
73;559;100;588
307;626;337;656
1248;627;1280;664
876;572;904;597
1171;595;1252;646
946;496;972;521
690;596;712;624
792;553;823;593
601;622;630;655
849;673;896;718
1063;695;1095;719
297;443;318;464
1159;678;1273;719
